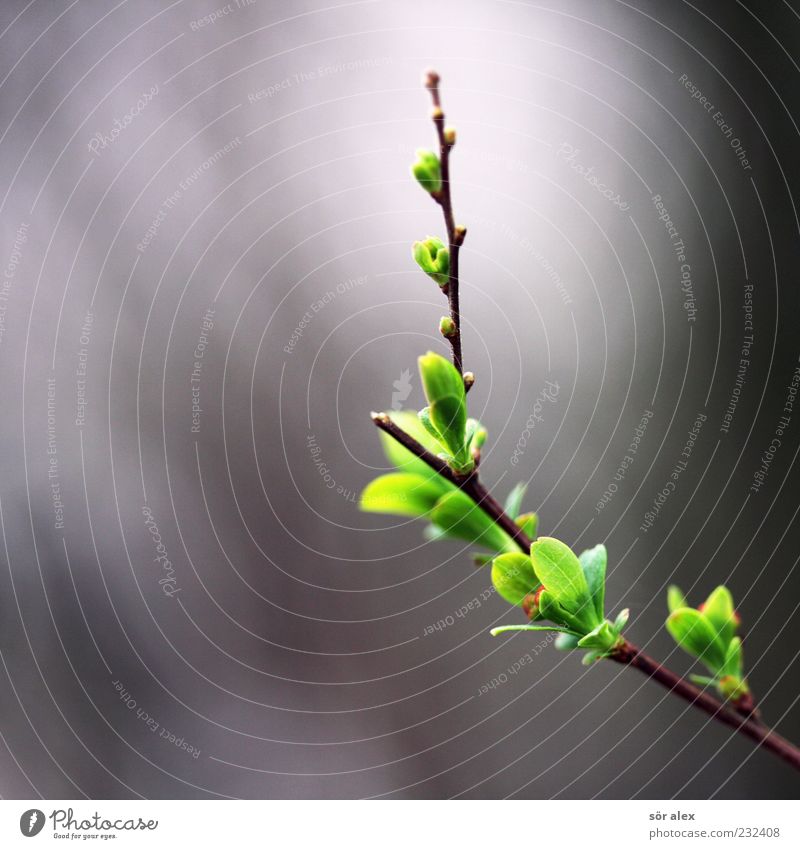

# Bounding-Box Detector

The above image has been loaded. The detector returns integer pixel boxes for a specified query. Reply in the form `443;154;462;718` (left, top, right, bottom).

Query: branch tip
423;69;440;89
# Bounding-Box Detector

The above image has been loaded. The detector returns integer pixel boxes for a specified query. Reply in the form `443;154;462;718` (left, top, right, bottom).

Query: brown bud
424;69;440;89
522;586;545;620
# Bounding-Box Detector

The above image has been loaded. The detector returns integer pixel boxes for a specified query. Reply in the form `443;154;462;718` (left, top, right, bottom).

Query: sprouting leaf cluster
666;585;750;705
490;538;629;664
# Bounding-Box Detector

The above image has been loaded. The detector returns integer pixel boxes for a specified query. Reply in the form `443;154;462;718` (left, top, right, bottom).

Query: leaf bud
439;316;456;337
412;236;450;286
411;149;442;194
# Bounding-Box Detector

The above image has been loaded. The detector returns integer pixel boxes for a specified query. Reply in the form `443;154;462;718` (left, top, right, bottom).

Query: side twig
612;640;800;771
424;70;467;379
371;412;532;551
370;411;800;771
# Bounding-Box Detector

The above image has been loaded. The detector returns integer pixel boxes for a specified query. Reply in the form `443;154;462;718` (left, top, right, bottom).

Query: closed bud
424;69;440;89
463;371;475;390
454;224;467;244
430;106;444;121
522;586;545;620
412;236;450;286
439;316;456;337
444;126;456;145
411;149;441;194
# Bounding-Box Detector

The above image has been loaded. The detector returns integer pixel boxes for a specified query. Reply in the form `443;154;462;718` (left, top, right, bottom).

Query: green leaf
723;636;743;677
613;608;630;632
530;537;595;625
411;150;442;194
359;473;444;517
412;236;449;286
422;523;448;542
491;553;539;606
504;483;527;519
578;544;607;622
701;585;737;647
576;621;619;652
418;352;470;470
378;410;450;482
490;624;577;637
430;490;516;553
536;589;582;632
554;633;581;651
666;608;727;672
468;420;487;452
516;512;538;540
667;585;687;614
689;674;718;687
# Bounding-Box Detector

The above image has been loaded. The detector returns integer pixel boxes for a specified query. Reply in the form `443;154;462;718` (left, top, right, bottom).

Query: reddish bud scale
522;585;546;620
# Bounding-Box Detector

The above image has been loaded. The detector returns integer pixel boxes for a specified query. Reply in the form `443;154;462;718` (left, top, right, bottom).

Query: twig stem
370;412;532;550
611;640;800;771
425;71;466;377
369;411;800;771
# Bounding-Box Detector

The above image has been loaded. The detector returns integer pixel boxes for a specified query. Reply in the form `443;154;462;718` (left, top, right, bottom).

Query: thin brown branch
369;411;800;772
374;69;800;773
612;640;800;771
424;70;466;379
370;412;532;550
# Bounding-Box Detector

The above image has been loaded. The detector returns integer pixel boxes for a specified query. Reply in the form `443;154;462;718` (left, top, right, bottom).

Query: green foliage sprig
357;70;800;772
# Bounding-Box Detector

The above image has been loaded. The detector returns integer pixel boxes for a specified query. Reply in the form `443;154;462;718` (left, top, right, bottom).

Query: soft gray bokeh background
1;0;799;798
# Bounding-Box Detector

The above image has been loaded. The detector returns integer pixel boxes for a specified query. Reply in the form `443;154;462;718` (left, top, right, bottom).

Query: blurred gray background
0;0;799;799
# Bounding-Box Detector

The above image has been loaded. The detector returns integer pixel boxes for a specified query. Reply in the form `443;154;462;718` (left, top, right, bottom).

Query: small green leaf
412;236;449;286
576;621;620;652
689;674;718;687
667;585;687;614
578;544;607;622
536;589;583;632
581;649;605;666
418;352;470;471
530;537;595;625
422;523;448;542
516;512;538;540
491;553;539;606
431;490;516;553
411;149;442;194
666;608;727;672
554;633;581;651
702;585;737;647
504;483;527;519
360;473;445;517
468;420;487;452
613;608;630;632
723;636;743;677
490;624;577;636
